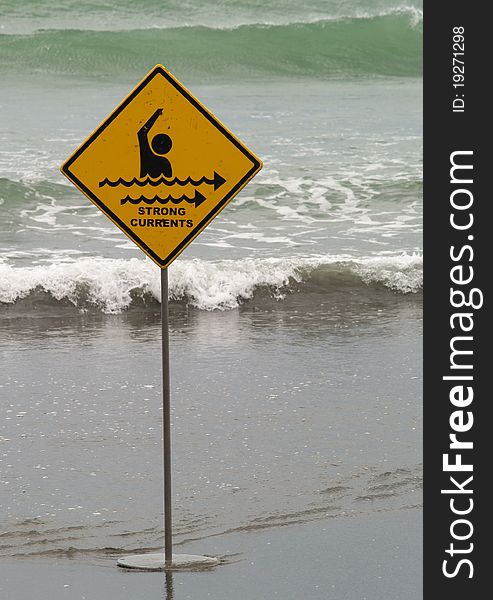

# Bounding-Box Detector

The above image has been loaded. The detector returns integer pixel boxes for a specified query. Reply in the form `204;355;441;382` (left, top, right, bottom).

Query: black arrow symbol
190;190;206;207
121;190;206;207
212;171;226;190
101;172;226;190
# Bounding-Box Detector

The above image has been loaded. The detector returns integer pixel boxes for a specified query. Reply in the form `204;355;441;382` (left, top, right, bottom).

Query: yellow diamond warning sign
60;64;262;268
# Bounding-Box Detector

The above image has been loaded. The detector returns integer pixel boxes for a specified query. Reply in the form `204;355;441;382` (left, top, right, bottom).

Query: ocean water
0;0;422;581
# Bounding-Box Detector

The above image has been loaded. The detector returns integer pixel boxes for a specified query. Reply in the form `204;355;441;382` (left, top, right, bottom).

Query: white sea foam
0;253;422;313
351;254;423;293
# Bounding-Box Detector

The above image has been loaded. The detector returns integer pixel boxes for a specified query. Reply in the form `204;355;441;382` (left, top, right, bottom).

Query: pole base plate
117;553;219;571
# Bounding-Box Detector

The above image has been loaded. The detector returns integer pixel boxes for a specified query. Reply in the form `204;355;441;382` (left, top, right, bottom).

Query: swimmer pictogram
60;64;262;268
138;108;173;178
97;109;227;207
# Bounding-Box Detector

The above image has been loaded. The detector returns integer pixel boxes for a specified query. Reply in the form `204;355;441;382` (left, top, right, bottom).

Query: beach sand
1;292;422;598
0;508;421;600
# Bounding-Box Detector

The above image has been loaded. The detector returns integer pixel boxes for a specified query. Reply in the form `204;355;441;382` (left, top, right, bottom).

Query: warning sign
60;64;262;268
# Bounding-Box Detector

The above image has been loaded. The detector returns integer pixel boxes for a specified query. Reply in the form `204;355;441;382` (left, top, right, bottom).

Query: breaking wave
0;12;422;80
0;254;422;313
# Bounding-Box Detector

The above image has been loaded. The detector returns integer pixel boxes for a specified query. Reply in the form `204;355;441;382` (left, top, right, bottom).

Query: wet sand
0;507;421;600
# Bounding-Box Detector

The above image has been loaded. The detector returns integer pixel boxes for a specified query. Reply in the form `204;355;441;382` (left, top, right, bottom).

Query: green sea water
0;11;422;79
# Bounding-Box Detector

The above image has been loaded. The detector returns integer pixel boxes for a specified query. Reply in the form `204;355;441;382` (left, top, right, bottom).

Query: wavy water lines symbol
99;172;226;191
121;190;206;207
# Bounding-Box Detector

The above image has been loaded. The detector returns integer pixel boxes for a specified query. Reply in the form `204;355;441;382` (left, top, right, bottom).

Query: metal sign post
117;267;219;570
60;64;262;571
161;267;172;566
